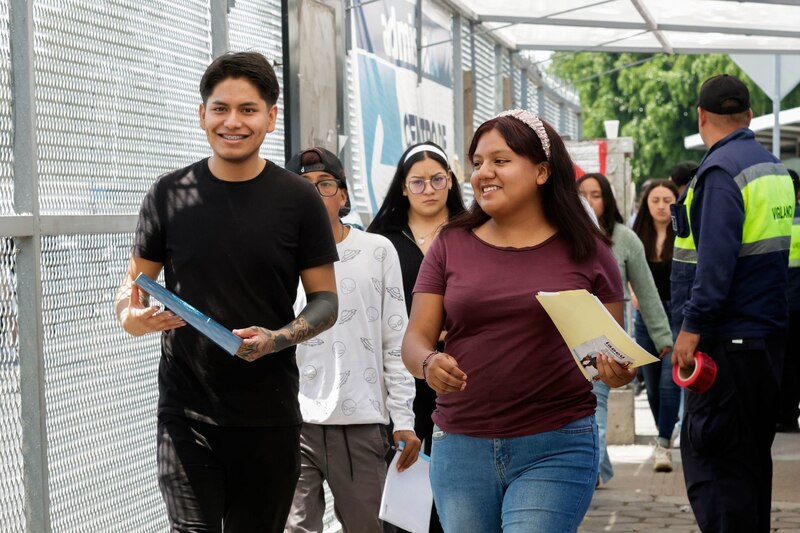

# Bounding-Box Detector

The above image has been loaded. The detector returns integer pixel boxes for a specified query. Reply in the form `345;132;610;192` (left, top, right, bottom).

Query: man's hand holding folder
120;279;186;336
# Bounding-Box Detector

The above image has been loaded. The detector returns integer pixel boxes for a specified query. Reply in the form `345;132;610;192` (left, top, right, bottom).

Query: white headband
494;109;551;160
402;144;449;167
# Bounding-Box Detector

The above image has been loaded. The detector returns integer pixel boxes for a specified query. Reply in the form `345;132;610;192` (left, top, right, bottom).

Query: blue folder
134;273;242;356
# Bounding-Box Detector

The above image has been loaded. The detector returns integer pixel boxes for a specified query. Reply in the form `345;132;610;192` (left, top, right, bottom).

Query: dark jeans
681;334;784;533
778;310;800;425
157;414;301;533
634;303;681;443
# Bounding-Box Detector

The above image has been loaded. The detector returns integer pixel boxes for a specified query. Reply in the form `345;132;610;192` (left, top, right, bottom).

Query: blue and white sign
351;0;455;214
354;0;453;88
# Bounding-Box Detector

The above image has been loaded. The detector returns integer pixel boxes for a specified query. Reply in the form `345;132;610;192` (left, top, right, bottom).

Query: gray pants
285;423;391;533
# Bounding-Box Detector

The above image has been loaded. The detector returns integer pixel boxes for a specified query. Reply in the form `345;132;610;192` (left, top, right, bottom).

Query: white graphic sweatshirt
294;228;415;431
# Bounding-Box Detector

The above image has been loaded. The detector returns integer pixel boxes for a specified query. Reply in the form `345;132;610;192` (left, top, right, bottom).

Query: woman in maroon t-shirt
402;111;634;533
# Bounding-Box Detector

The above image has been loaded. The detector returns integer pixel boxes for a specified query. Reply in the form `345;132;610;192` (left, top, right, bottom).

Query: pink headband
495;109;551;160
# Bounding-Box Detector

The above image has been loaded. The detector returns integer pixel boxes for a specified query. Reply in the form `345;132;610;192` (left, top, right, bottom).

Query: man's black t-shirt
133;158;338;426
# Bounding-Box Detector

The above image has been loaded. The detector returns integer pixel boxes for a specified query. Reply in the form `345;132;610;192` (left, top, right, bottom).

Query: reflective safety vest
673;177;697;264
790;205;800;269
672;162;794;264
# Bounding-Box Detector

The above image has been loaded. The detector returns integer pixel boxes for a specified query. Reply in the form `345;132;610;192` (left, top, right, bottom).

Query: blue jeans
634;303;681;445
591;381;613;483
429;416;598;533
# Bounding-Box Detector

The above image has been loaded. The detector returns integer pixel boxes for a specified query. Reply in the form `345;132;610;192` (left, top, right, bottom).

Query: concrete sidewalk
580;393;800;532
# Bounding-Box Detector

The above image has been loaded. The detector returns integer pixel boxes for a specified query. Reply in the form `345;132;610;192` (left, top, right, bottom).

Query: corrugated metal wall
229;0;285;165
0;0;11;216
472;32;495;130
345;51;369;221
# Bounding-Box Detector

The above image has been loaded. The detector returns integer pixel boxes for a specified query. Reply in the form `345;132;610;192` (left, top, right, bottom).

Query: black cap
286;147;347;187
286;147;351;217
697;74;750;115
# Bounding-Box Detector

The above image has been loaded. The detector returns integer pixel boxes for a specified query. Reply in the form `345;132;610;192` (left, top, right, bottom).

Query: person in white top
284;147;420;533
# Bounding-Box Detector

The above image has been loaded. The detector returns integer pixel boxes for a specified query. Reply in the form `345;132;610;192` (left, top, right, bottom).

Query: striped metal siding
33;0;211;216
543;93;561;130
472;33;494;129
229;0;285;166
459;22;474;207
345;51;369;219
563;109;579;140
0;0;10;216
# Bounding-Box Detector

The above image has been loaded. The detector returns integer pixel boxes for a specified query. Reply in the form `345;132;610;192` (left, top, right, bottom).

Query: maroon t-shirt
414;228;623;438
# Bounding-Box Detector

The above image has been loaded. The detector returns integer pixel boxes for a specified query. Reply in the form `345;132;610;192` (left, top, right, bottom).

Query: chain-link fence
0;0;285;531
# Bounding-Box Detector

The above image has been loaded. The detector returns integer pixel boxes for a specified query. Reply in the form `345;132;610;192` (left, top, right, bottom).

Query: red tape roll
672;351;717;394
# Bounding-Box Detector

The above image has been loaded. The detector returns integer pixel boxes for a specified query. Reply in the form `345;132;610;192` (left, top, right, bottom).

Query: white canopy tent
445;0;800;55
442;0;800;157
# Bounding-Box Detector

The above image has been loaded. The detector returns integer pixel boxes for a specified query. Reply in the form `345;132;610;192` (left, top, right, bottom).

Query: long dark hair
446;115;606;262
632;179;679;262
576;173;623;239
367;142;465;233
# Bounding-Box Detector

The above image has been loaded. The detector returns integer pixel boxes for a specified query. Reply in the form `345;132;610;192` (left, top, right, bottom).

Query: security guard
671;74;794;533
777;168;800;433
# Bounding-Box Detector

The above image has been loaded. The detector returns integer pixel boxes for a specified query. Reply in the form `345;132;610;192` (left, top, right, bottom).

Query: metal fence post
210;0;230;58
9;0;51;531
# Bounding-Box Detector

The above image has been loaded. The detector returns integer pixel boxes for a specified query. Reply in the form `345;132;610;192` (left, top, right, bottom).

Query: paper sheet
536;289;659;381
379;452;432;533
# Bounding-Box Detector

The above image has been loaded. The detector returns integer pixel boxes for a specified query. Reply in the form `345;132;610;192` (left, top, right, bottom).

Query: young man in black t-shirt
114;52;339;532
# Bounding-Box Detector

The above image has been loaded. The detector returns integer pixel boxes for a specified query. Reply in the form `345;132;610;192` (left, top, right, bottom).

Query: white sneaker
653;443;673;473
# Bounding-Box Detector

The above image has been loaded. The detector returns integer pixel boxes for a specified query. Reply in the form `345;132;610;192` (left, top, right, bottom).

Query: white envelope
379;452;432;533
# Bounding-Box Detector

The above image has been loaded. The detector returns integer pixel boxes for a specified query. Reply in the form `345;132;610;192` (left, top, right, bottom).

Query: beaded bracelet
421;350;440;380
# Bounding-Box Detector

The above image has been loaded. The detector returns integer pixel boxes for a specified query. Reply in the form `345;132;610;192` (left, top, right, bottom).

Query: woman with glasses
368;141;465;533
401;111;633;532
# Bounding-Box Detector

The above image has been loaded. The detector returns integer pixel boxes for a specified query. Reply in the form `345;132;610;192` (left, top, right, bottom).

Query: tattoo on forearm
279;313;336;349
236;291;338;362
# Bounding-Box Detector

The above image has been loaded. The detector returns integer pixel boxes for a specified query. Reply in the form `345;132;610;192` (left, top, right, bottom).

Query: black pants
778;311;800;425
157;414;301;533
680;335;784;533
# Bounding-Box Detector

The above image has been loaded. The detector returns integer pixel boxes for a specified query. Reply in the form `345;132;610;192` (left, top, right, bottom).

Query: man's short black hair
200;51;279;106
669;161;698;187
789;168;799;197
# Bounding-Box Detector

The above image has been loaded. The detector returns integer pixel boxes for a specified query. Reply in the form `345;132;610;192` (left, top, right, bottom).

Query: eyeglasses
405;174;449;195
308;178;342;197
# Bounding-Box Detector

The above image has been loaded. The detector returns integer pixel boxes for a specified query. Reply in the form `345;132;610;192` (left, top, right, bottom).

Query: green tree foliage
550;52;800;184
